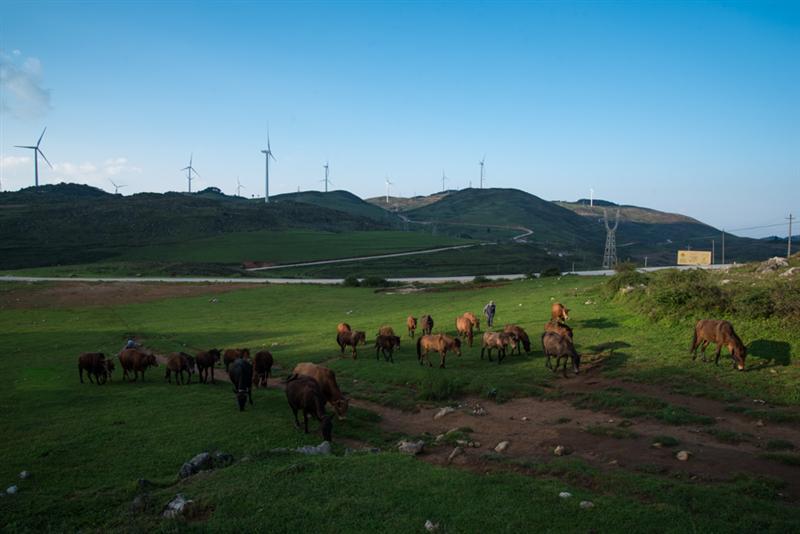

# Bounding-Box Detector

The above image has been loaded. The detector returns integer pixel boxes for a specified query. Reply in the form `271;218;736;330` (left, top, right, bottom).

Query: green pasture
1;277;798;531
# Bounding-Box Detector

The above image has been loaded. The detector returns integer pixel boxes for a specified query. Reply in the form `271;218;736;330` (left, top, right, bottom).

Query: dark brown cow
164;352;196;385
78;352;109;385
541;331;580;377
690;319;747;371
253;350;274;388
119;349;158;381
293;362;349;418
195;349;221;384
375;334;401;363
406;316;418;338
420;314;434;335
337;330;366;359
285;374;333;442
503;324;531;354
223;348;250;372
416;334;461;368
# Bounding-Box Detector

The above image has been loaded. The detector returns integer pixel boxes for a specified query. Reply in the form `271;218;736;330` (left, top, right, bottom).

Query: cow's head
333;398;349;419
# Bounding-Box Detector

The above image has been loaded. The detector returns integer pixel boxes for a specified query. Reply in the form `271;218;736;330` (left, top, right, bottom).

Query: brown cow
462;311;480;332
223;348;250;372
420;314;434;335
285;374;333;441
378;325;395;337
406;316;418;338
165;352;196;385
253;350;274;388
375;334;401;362
456;315;475;347
78;352;109;385
690;319;746;371
480;331;517;363
416;334;461;368
503;324;531;354
551;302;570;322
337;322;352;335
541;331;580;377
195;348;221;384
293;362;349;418
119;348;158;381
337;330;366;359
544;320;573;340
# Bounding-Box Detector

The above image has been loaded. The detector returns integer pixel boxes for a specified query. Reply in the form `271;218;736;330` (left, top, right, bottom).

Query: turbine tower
385;176;394;204
14;127;52;187
321;161;331;193
109;179;126;195
602;208;620;269
181;154;199;193
441;169;448;192
590;188;594;207
479;155;486;189
236;176;246;197
260;131;276;203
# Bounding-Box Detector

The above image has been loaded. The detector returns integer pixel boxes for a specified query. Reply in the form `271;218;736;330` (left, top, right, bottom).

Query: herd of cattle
75;300;748;442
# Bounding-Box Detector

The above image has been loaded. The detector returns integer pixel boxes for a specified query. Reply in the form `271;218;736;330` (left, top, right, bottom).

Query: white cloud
0;155;31;169
0;50;51;118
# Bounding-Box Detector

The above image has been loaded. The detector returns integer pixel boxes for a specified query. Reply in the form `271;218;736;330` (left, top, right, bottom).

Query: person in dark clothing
483;300;496;327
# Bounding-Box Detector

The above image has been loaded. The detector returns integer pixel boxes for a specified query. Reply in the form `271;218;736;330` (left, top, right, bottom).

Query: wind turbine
109;179;126;195
181;154;199;193
260;131;276;203
441;169;448;192
589;188;594;207
15;127;52;187
385;176;394;204
236;176;246;197
479;155;486;189
321;161;332;192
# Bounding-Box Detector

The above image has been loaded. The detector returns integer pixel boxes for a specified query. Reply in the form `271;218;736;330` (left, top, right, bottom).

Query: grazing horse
293;362;349;419
541;331;580;377
195;348;221;384
119;349;158;381
337;330;366;359
462;311;480;332
285;374;333;442
223;348;250;372
337;323;352;335
253;350;274;388
164;352;196;385
375;334;401;362
690;319;746;371
503;325;531;354
378;325;396;337
551;302;570;322
407;316;418;338
455;315;475;347
420;315;434;335
480;332;517;363
78;352;109;385
416;334;461;368
544;319;573;340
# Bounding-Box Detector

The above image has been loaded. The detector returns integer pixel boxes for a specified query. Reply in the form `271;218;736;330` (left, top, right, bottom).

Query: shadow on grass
577;318;619;329
587;340;631;354
747;339;792;369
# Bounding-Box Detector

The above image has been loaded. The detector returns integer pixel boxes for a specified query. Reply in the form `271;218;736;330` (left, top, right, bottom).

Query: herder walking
483;300;496;328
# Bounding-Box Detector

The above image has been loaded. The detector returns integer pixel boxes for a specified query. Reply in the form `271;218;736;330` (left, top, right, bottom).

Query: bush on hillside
615;261;638;273
342;275;361;287
648;269;726;314
473;275;490;284
606;269;650;294
540;267;561;277
360;276;396;288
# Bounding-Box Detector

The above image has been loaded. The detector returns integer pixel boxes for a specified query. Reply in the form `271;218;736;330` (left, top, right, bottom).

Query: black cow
229;358;254;411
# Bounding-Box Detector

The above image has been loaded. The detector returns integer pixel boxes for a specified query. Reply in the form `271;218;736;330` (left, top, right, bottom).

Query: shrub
648;269;726;314
342;275;360;287
360;276;394;288
606;269;650;294
540;267;561;278
730;286;774;319
472;275;490;284
614;261;638;273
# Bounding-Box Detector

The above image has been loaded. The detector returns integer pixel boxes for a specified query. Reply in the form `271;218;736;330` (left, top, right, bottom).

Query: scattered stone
213;451;234;467
554;445;568;456
398;440;425;455
495;441;510;453
757;257;789;274
162;493;195;519
455;439;469;447
295;441;332;456
756;420;765;427
579;500;595;509
558;491;572;499
189;452;213;471
780;267;799;278
521;416;529;422
472;404;487;416
584;300;594;305
18;471;31;480
620;285;636;294
424;519;440;532
608;459;618;465
434;407;455;420
652;442;663;448
434;434;445;443
471;442;481;448
721;279;732;285
6;485;18;495
447;447;465;464
676;450;691;461
130;493;150;514
178;463;196;479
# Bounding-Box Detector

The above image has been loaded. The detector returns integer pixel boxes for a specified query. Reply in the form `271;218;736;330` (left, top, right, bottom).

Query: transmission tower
602;208;620;269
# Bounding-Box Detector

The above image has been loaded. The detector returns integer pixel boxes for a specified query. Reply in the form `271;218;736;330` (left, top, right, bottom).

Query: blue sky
1;1;798;237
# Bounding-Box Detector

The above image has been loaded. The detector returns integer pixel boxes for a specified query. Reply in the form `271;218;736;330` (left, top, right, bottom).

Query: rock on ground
18;471;31;480
163;493;195;519
559;492;572;499
757;257;789;273
554;445;568;456
295;441;332;455
676;450;691;461
447;447;465;464
434;406;455;420
398;440;425;455
6;485;18;495
580;501;595;509
494;441;510;453
424;520;440;532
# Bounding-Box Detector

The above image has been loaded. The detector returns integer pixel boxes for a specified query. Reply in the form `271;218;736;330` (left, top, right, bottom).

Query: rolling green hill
273;190;402;226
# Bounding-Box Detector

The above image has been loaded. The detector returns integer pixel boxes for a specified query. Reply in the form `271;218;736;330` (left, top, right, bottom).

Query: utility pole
721;229;725;265
644;256;648;268
788;214;794;259
711;239;715;264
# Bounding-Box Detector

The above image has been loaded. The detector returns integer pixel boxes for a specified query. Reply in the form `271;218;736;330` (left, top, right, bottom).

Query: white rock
434;406;455;420
162;493;194;519
676;450;691;461
424;520;440;532
495;441;510;453
18;471;31;480
6;485;18;495
559;491;572;499
398;440;425;455
295;441;332;455
579;500;595;509
554;445;567;456
521;416;529;421
447;447;465;464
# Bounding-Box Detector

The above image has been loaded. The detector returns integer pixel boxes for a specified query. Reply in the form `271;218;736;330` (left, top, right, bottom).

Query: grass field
1;276;798;531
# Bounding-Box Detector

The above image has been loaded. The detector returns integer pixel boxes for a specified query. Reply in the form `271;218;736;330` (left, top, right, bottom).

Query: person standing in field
483;300;497;328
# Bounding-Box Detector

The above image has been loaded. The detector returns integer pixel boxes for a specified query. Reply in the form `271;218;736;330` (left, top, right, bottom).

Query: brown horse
407;316;418;338
544;320;573;340
164;352;196;385
462;311;480;332
420;314;434;335
416;334;461;368
375;334;401;362
503;325;531;354
293;362;349;419
195;348;221;383
541;331;580;377
119;349;158;381
78;352;109;384
480;332;517;363
223;348;250;372
690;319;747;371
551;302;570;322
378;325;396;337
337;330;366;359
456;315;475;347
337;322;352;335
253;350;274;388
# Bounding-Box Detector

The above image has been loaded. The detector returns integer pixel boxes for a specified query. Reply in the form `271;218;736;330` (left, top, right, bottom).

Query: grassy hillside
365;192;451;212
273;190;402;225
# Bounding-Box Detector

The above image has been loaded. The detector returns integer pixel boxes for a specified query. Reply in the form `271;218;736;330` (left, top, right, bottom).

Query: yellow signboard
677;250;712;265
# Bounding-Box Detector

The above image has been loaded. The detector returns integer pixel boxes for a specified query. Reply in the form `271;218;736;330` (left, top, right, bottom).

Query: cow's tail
416;336;423;359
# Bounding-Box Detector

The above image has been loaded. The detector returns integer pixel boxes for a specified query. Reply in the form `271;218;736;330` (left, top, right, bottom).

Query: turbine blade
15;145;37;149
36;127;47;147
269;153;276;162
38;149;53;168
